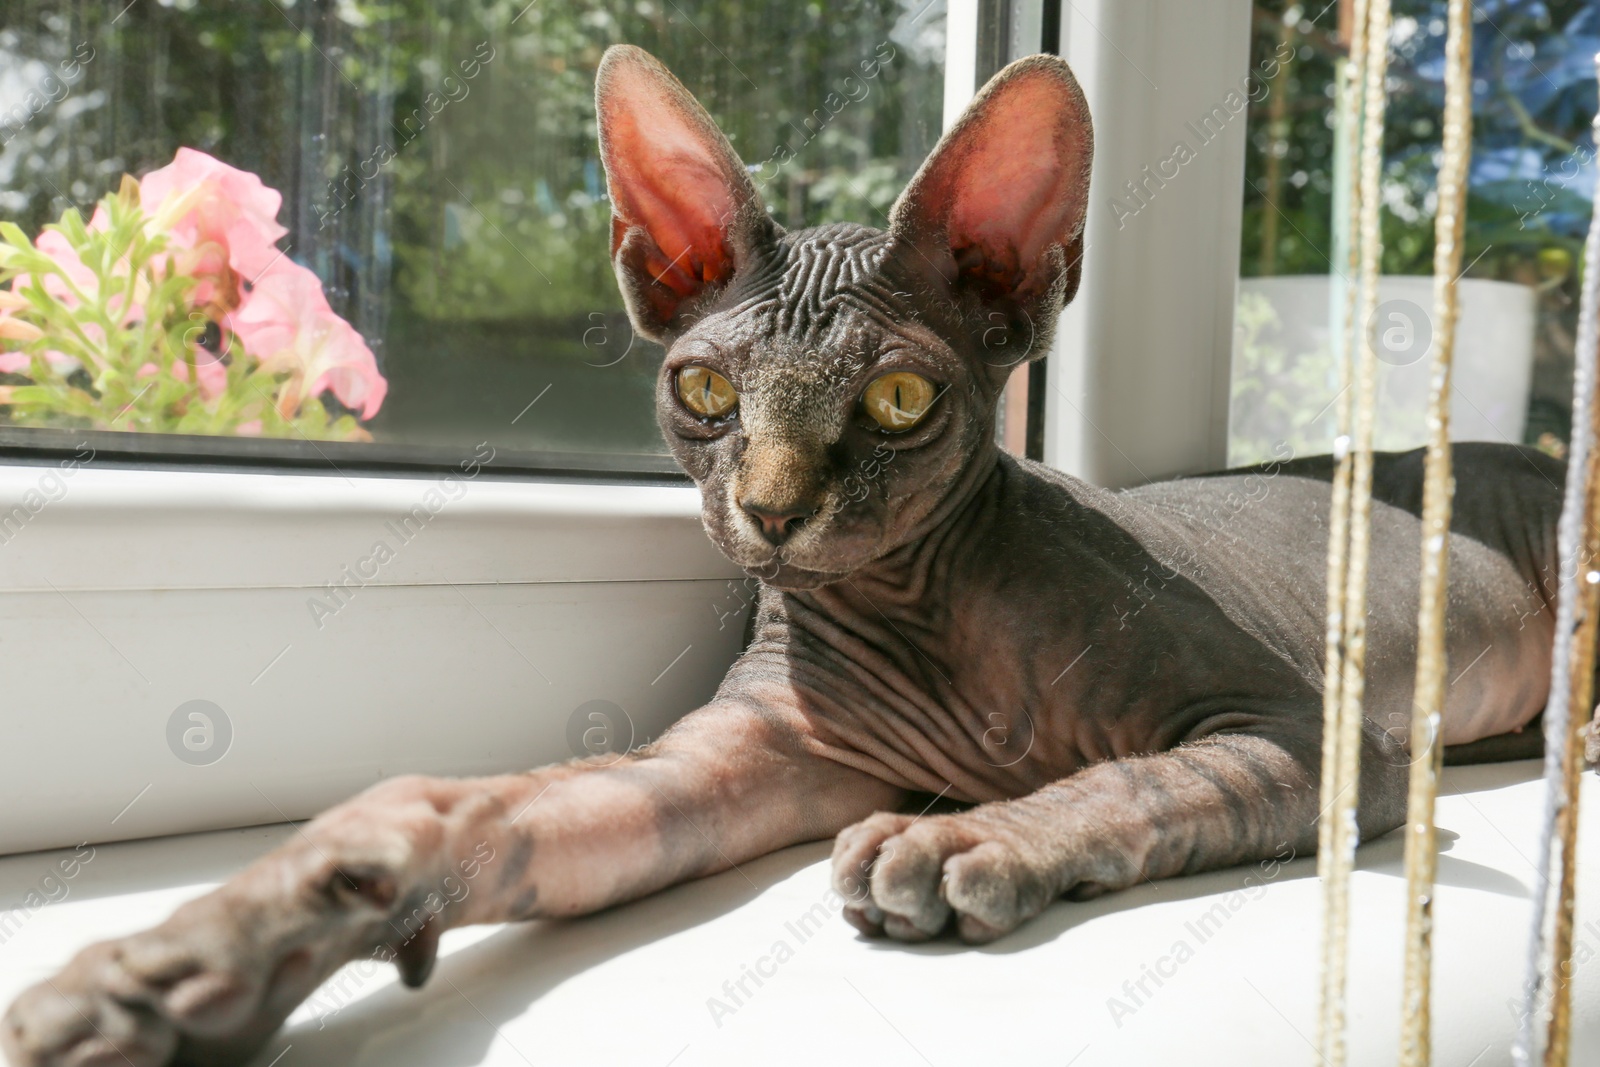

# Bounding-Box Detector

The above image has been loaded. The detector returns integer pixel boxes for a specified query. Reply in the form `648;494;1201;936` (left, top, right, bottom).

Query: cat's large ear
889;55;1092;361
596;45;774;342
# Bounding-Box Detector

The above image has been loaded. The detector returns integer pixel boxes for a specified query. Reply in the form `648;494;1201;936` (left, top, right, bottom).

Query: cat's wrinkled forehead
763;222;901;335
706;222;911;377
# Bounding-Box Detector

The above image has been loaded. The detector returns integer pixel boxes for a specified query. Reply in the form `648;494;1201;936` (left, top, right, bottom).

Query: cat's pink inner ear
895;59;1092;299
597;51;743;299
947;76;1087;276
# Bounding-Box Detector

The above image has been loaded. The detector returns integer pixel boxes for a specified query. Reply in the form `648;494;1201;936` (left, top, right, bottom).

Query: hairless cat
3;46;1568;1067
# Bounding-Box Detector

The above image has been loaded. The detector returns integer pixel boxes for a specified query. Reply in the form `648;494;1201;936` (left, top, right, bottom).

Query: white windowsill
0;761;1592;1066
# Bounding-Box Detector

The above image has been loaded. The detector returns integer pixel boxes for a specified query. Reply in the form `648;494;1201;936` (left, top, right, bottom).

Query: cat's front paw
4;831;420;1067
830;808;1060;944
1;890;313;1067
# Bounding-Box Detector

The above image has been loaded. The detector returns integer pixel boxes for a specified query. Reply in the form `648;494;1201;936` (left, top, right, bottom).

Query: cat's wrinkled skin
4;46;1564;1067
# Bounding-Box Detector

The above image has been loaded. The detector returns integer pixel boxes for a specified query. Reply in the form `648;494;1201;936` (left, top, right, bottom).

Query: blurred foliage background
0;0;947;462
6;0;1595;467
1239;0;1600;451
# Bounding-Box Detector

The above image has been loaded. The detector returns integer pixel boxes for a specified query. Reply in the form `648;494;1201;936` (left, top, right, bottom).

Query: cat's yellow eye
861;372;937;432
677;365;737;418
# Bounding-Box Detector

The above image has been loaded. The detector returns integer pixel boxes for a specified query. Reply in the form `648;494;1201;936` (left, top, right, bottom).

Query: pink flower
138;149;312;409
2;148;380;430
188;347;229;398
135;350;227;399
139;148;289;289
230;262;386;419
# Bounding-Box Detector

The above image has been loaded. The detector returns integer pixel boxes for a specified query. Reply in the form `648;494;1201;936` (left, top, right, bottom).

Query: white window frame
0;460;748;855
0;1;1250;855
1043;0;1252;487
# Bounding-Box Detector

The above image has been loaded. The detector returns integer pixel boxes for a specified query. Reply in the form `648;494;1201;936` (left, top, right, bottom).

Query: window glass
1232;0;1593;469
0;0;947;472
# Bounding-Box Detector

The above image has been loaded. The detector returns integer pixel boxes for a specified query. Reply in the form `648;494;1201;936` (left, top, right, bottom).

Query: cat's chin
740;560;852;591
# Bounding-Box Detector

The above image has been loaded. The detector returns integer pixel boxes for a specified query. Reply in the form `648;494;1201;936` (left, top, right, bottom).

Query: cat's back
1131;441;1563;588
1115;441;1563;741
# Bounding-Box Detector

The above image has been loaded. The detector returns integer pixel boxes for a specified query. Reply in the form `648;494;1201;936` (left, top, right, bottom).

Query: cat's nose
740;500;815;546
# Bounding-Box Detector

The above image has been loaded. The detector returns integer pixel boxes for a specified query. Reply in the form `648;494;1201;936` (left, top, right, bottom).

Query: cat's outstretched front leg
3;702;903;1067
831;721;1409;943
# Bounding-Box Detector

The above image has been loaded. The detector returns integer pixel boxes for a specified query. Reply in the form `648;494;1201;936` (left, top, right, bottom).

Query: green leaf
0;221;34;251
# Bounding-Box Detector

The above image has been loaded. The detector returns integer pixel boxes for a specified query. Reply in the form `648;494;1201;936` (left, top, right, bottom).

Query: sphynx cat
3;46;1565;1067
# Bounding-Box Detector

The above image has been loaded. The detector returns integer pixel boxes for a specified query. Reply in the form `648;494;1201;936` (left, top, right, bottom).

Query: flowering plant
0;149;386;440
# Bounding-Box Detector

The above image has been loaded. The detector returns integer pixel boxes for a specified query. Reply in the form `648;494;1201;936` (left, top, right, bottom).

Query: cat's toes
3;941;183;1067
831;812;912;936
831;811;1054;944
941;841;1041;942
4;937;323;1067
3;883;338;1067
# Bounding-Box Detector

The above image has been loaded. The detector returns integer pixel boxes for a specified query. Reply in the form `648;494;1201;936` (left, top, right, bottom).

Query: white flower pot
1229;274;1538;466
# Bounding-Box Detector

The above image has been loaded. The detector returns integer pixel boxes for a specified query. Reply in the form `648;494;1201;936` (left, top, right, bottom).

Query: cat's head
595;45;1092;590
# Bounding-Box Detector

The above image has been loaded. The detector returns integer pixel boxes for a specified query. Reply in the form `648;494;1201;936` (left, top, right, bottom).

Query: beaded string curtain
1314;2;1597;1064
